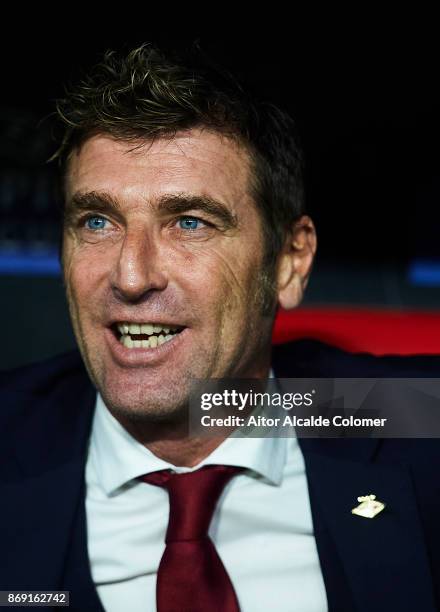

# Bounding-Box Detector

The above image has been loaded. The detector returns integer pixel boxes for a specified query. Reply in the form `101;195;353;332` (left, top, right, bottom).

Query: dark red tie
141;465;242;612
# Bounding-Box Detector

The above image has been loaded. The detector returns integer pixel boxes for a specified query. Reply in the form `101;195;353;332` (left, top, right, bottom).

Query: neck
115;412;229;466
114;362;272;466
148;436;229;467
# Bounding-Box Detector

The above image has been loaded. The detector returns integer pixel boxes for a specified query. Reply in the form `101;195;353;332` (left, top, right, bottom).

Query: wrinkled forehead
63;129;257;216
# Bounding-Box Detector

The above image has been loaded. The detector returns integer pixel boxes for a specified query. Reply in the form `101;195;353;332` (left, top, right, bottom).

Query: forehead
65;129;254;211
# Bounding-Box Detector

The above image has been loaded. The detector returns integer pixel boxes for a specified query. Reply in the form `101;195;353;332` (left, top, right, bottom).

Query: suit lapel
1;461;85;589
0;373;98;603
272;341;438;610
60;478;105;612
299;438;438;611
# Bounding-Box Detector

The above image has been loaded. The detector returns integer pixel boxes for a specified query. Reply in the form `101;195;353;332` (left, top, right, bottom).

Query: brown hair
52;43;305;270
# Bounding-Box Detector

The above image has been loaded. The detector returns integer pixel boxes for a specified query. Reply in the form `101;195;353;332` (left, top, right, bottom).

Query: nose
110;228;168;302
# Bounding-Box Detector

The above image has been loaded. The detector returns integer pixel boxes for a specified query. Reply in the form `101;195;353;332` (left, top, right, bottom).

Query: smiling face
62;129;278;423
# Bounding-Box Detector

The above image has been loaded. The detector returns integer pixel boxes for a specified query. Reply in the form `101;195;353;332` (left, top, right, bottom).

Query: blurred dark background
2;18;440;368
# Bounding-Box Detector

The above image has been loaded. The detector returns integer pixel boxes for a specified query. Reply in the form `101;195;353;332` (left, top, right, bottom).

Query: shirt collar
90;369;287;495
90;393;171;495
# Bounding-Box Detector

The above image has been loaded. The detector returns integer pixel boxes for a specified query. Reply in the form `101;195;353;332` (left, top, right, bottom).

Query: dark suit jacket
1;340;440;611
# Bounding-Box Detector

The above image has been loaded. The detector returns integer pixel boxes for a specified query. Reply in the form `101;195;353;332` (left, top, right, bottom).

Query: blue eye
178;217;204;230
86;216;107;230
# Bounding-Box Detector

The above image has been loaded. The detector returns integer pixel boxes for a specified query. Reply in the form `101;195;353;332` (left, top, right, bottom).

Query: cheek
218;248;261;303
63;248;110;322
183;246;260;328
66;261;94;304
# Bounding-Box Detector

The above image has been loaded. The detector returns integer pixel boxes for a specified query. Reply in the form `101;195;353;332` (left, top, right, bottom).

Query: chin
98;373;191;424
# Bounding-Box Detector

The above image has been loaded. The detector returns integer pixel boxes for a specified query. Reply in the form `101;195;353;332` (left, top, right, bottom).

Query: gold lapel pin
351;494;386;519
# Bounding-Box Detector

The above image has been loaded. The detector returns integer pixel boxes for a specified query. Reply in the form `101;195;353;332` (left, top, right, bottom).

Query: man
1;44;440;612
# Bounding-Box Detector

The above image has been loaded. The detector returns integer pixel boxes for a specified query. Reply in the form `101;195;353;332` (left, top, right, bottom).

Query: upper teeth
117;323;176;335
116;322;181;350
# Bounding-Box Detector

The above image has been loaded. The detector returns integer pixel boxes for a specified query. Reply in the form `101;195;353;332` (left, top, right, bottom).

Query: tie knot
141;465;242;542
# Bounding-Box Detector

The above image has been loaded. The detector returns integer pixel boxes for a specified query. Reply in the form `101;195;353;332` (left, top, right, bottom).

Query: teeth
120;332;177;349
117;322;182;349
117;322;179;335
123;336;133;348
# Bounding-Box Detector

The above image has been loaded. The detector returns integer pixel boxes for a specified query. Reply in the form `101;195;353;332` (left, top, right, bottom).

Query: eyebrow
156;194;238;229
65;191;238;229
64;191;121;223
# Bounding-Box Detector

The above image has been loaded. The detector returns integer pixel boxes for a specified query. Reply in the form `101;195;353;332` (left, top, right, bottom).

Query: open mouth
112;322;185;349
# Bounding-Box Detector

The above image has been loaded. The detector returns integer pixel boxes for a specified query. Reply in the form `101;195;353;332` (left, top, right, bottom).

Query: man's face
63;129;276;421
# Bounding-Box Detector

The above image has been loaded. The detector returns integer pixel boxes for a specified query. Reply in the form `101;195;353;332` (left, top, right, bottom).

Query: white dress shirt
85;393;328;612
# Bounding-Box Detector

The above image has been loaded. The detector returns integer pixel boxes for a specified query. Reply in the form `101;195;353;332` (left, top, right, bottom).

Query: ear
276;215;317;310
